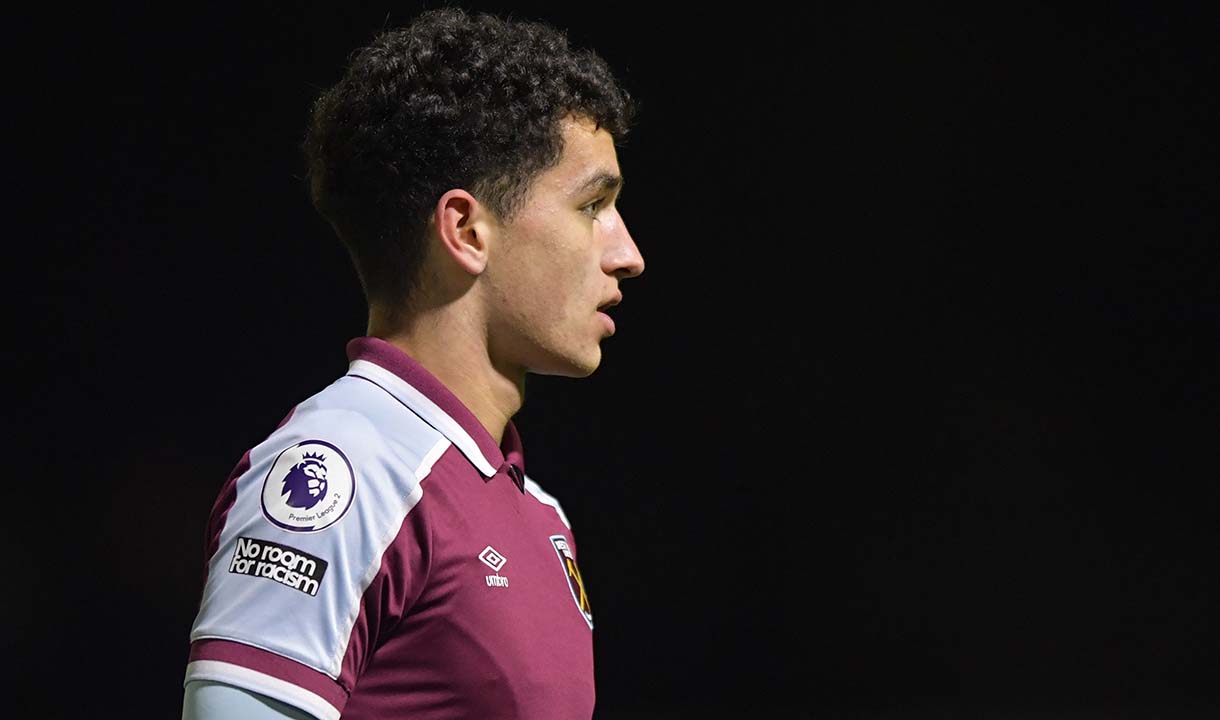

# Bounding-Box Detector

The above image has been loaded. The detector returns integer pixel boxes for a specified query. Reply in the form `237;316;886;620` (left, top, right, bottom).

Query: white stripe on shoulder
184;660;340;720
523;476;571;530
327;439;446;673
415;436;451;481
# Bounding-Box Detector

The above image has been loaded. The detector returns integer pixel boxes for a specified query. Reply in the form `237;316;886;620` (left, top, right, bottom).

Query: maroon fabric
337;444;594;719
191;638;348;712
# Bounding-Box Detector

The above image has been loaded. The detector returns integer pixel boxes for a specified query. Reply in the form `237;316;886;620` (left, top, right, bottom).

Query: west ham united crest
550;535;593;629
261;440;355;532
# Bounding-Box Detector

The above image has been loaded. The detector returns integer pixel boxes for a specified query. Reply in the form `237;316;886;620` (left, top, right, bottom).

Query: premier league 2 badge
261;440;356;532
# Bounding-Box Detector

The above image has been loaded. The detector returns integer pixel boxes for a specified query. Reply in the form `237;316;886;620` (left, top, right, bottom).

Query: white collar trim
346;358;498;477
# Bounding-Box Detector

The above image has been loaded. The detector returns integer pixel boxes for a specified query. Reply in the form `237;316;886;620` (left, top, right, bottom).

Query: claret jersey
185;337;594;719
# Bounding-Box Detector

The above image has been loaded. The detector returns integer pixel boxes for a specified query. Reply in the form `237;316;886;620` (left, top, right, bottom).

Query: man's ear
433;189;495;275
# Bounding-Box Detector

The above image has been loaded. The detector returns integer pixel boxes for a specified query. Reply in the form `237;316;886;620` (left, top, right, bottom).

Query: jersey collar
345;336;526;491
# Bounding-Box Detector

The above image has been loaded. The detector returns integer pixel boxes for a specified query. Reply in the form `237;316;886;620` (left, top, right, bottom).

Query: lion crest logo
282;452;328;509
260;440;356;533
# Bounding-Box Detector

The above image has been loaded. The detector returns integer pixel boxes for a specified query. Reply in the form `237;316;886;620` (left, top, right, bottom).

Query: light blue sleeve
182;680;317;720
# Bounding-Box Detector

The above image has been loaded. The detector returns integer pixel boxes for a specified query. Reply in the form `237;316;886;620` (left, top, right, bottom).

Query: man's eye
581;198;604;216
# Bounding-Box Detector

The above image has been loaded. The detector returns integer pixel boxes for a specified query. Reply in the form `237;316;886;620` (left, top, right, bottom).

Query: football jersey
185;336;595;719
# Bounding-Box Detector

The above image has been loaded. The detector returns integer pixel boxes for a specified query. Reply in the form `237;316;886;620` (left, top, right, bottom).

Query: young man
181;8;643;720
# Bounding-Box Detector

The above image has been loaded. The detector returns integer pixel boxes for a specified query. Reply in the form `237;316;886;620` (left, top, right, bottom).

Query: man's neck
369;309;523;446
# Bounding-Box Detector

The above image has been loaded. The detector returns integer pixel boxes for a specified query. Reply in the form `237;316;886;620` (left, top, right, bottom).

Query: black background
13;2;1219;717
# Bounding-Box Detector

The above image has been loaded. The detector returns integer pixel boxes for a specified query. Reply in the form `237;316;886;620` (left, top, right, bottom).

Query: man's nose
606;214;644;279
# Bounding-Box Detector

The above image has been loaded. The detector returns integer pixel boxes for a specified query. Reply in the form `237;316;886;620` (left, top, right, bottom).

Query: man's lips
597;293;622;313
597;310;616;335
597;293;622;334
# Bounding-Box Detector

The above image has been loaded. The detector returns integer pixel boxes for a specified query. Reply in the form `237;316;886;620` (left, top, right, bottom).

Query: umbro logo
479;546;507;571
479;546;509;588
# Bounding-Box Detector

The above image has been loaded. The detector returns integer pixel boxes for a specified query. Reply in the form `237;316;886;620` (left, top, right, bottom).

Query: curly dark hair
304;7;637;313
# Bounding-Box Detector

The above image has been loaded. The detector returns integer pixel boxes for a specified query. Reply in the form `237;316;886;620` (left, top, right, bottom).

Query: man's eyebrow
574;170;624;197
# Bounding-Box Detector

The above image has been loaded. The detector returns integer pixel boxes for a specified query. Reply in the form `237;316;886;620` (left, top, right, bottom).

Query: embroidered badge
550;535;593;628
261;440;355;532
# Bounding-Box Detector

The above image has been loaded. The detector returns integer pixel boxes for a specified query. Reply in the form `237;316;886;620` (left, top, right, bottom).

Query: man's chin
528;348;602;379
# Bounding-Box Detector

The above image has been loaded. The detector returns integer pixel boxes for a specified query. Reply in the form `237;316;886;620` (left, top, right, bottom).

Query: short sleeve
185;406;446;720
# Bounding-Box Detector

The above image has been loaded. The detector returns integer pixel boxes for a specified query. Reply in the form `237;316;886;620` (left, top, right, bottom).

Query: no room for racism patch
228;536;328;597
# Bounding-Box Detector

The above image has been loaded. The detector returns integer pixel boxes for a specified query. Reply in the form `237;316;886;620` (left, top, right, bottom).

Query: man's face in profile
483;114;645;378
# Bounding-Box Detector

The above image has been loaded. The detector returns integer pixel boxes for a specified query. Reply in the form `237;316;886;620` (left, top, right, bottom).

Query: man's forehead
512;118;622;205
555;119;620;182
